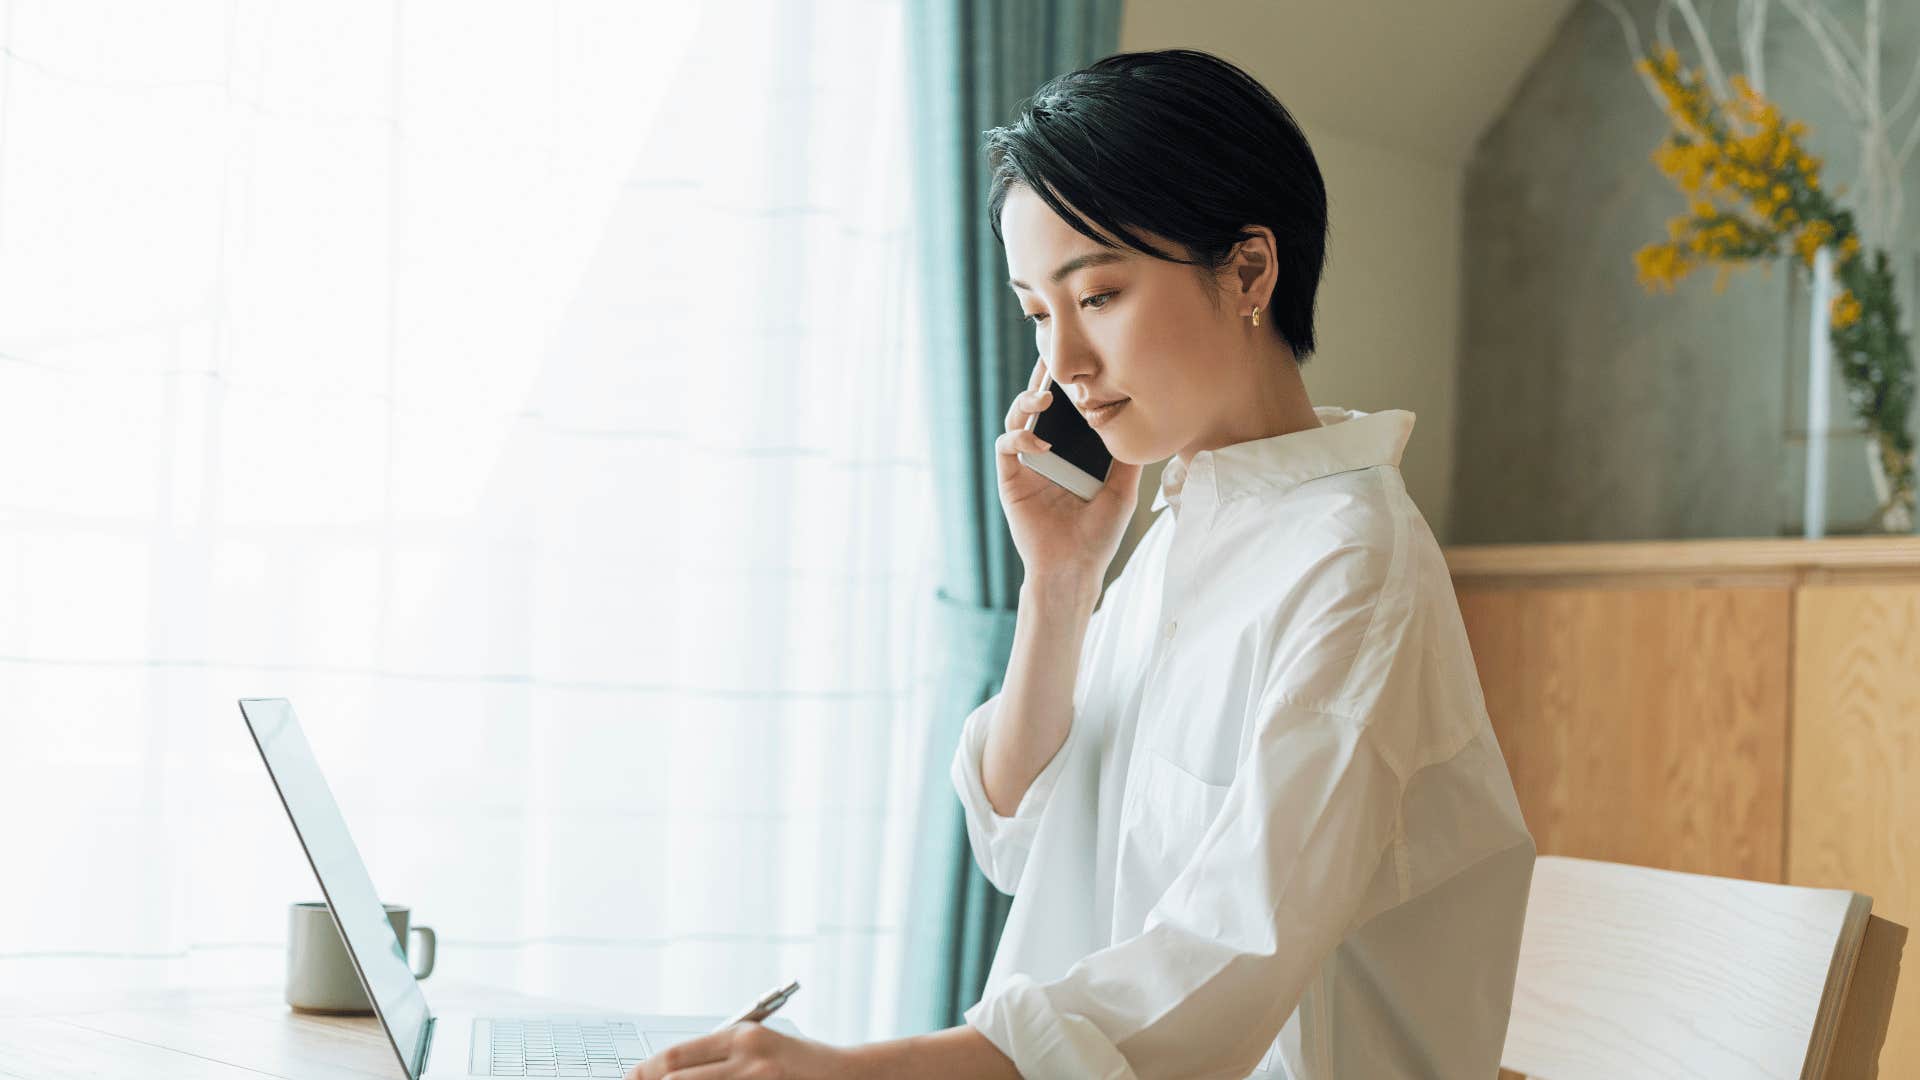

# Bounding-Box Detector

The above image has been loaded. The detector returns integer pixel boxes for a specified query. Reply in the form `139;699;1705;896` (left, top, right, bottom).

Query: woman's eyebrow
1007;250;1128;292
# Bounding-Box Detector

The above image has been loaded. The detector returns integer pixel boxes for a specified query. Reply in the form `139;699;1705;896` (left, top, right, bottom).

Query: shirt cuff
948;692;1075;894
965;972;1137;1080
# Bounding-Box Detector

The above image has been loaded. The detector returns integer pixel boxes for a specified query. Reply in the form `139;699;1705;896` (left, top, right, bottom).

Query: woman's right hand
995;356;1145;587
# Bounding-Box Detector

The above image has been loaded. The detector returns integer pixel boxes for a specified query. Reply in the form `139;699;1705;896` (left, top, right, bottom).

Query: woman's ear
1230;225;1278;313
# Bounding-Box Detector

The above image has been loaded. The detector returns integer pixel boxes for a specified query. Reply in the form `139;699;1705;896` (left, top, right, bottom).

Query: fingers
650;1025;781;1079
997;356;1055;481
1004;385;1054;433
648;1053;729;1068
995;427;1052;461
633;1032;730;1079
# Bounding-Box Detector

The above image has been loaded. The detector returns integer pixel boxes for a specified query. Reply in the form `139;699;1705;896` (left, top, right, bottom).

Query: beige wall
1104;18;1470;583
1296;125;1464;541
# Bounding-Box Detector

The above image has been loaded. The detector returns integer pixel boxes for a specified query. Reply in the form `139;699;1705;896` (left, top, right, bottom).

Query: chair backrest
1500;855;1904;1080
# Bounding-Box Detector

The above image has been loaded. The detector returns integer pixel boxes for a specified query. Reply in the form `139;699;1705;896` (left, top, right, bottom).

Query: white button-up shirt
952;405;1535;1079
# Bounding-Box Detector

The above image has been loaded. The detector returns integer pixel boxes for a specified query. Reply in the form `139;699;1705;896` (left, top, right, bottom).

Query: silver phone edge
1017;448;1105;500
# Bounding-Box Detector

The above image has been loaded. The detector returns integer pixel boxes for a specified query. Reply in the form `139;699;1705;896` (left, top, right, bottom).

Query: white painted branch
1878;136;1903;241
1778;0;1872;113
1780;52;1869;125
1890;47;1920;134
1811;3;1868;82
1599;0;1677;113
1900;106;1920;169
1738;0;1769;93
1662;0;1733;100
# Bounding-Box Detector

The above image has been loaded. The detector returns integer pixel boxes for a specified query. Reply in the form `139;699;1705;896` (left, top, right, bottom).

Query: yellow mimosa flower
1791;221;1829;266
1634;48;1869;325
1635;242;1693;293
1831;290;1862;329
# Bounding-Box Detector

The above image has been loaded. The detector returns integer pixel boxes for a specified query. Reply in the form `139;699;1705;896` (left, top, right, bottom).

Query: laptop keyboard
485;1017;649;1077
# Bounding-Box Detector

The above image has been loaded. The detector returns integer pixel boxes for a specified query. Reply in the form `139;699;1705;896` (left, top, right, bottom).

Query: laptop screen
240;698;432;1078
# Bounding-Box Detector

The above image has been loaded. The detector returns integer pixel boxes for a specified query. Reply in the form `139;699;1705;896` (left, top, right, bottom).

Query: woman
633;47;1534;1080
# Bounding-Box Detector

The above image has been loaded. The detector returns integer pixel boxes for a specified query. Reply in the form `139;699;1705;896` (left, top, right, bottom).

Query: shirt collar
1150;405;1416;515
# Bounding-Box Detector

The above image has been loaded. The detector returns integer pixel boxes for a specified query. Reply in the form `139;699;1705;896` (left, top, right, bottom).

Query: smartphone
1016;378;1113;500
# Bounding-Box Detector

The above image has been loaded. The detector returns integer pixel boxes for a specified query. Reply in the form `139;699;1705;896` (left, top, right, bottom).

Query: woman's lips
1083;398;1130;428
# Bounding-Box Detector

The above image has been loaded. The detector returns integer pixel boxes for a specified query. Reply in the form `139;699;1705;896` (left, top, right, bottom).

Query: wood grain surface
1788;583;1920;1079
0;982;605;1080
1446;535;1920;582
1500;855;1865;1080
1459;584;1792;881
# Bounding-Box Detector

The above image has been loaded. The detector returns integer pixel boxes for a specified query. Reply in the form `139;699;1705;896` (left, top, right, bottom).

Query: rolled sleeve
948;691;1076;895
966;706;1402;1079
964;973;1138;1080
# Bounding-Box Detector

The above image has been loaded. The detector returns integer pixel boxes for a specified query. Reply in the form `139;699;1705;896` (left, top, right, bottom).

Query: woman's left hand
624;1022;853;1080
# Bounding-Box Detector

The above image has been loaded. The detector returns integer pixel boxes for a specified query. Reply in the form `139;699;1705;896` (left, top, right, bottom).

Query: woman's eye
1022;292;1116;326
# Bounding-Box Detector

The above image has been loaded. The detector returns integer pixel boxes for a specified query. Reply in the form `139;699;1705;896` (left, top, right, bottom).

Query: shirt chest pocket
1118;748;1234;892
1138;647;1254;787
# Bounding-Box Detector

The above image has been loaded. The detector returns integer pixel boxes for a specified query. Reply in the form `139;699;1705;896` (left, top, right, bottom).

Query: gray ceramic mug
286;901;436;1014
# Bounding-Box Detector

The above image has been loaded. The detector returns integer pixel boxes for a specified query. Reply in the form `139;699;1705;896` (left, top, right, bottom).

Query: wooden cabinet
1448;537;1920;1073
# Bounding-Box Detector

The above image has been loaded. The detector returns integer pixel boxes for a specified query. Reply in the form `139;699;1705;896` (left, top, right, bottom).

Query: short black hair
984;48;1329;363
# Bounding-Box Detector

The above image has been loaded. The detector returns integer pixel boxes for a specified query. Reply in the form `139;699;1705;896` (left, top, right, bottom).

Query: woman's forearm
843;1024;1023;1080
980;570;1101;816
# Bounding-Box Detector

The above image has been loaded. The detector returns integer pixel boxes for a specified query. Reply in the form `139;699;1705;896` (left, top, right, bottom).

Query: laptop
239;697;800;1078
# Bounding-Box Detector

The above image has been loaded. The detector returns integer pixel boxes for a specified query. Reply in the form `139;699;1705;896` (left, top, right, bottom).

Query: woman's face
1001;183;1262;466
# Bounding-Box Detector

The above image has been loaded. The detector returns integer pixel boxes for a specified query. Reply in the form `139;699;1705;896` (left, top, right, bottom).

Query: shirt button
1163;620;1178;640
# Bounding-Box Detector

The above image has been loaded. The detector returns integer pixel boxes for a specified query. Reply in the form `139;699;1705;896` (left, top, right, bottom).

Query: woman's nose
1043;326;1096;385
1047;354;1097;392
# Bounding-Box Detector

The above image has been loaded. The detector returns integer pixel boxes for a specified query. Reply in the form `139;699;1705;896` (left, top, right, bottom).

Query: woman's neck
1174;357;1319;467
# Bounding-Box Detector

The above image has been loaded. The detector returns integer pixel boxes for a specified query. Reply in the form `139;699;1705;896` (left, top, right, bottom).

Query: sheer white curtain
0;0;935;1044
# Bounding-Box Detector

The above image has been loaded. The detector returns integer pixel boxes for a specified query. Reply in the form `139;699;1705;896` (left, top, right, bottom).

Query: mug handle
409;926;436;980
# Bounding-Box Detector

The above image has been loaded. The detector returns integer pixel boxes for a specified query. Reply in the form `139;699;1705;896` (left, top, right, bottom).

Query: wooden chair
1499;855;1906;1080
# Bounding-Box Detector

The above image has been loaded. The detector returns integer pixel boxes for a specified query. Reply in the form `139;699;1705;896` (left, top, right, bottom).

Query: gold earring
1250;305;1261;328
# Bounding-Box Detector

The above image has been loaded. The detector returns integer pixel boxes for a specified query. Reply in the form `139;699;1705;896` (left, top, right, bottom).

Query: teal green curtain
897;0;1124;1036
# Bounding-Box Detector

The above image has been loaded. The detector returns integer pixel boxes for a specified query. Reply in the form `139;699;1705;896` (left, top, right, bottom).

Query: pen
713;979;800;1032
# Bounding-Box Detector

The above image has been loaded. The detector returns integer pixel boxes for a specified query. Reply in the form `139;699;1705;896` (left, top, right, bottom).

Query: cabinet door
1788;583;1920;1077
1457;585;1790;881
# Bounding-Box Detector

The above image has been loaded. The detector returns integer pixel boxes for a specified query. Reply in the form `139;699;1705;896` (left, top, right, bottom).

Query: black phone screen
1031;378;1113;484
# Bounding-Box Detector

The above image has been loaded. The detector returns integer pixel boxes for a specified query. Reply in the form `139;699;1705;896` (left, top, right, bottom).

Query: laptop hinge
414;1014;435;1079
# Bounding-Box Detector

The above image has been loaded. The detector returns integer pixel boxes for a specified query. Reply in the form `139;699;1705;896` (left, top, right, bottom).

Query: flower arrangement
1631;43;1914;532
